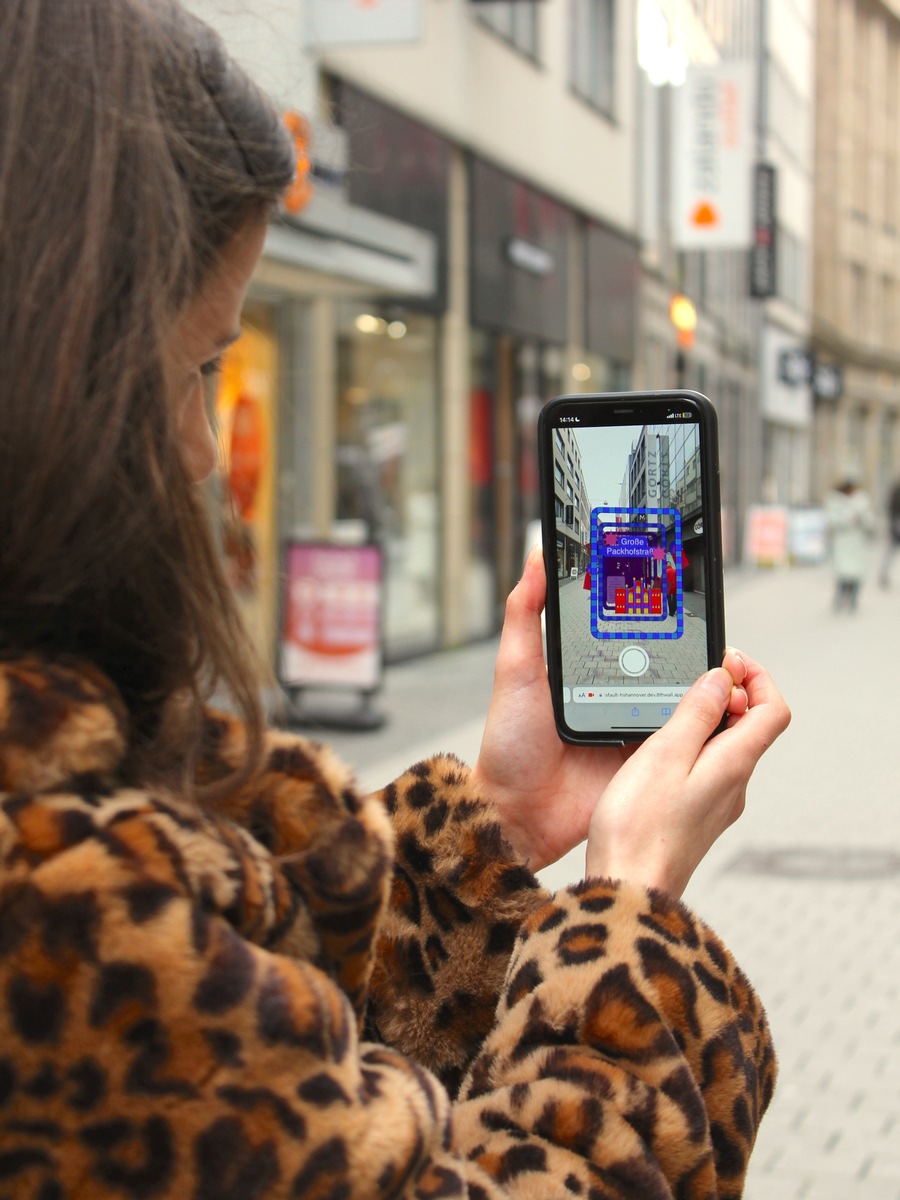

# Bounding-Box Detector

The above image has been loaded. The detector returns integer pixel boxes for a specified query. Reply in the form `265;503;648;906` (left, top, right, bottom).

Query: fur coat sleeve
0;657;776;1200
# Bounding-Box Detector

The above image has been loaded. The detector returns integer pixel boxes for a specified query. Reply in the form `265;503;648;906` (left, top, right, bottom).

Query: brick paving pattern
558;574;707;686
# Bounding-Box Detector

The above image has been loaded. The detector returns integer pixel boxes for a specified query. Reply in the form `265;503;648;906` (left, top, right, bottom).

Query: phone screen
540;393;723;742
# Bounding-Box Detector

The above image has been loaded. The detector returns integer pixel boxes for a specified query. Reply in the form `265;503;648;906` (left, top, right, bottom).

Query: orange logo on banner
690;200;720;228
282;111;313;215
228;393;263;519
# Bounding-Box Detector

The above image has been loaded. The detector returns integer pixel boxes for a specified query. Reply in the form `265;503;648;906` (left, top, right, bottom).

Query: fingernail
725;645;746;672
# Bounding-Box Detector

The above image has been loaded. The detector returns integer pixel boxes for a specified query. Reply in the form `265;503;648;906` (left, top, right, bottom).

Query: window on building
846;404;867;476
474;1;540;62
775;226;808;311
850;264;867;341
570;0;615;116
881;275;895;349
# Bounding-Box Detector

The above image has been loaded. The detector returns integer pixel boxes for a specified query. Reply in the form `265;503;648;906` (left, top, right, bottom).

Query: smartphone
538;390;725;744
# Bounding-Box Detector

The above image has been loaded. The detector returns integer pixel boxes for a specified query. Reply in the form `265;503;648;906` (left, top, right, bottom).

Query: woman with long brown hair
0;2;790;1196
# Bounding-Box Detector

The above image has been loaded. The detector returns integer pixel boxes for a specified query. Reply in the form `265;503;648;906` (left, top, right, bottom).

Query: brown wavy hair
0;0;295;790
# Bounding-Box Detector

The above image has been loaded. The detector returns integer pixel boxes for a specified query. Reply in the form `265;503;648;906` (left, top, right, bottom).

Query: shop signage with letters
744;505;789;566
672;62;754;250
778;347;812;386
280;542;383;691
505;237;555;276
750;163;777;299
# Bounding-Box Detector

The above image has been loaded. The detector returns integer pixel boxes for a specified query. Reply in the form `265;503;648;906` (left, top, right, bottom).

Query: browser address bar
569;687;689;703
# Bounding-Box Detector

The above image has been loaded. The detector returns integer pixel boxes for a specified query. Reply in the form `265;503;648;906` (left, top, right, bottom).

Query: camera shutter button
619;646;650;677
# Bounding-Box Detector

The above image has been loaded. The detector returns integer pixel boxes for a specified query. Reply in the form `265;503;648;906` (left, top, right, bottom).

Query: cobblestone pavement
322;562;900;1199
558;574;707;686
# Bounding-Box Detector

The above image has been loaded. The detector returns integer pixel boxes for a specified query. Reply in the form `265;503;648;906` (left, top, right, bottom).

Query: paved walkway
557;573;708;685
320;562;900;1199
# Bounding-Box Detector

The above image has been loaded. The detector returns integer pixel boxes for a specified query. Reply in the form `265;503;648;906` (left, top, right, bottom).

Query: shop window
213;301;280;665
335;303;440;659
570;0;615;116
474;1;540;62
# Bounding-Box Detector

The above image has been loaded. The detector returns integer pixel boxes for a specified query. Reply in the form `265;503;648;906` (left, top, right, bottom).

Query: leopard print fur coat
0;656;776;1199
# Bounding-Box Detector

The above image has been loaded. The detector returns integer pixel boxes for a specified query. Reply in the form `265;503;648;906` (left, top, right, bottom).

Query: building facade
188;0;642;663
185;0;859;671
810;0;900;510
550;428;592;578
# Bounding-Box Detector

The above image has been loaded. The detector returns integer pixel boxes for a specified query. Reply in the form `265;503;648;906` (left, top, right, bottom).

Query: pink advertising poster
280;543;382;690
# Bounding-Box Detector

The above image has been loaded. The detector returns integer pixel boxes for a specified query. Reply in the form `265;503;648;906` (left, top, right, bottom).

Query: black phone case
538;390;726;745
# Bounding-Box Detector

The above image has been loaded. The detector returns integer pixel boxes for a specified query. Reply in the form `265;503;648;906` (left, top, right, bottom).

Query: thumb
650;667;732;770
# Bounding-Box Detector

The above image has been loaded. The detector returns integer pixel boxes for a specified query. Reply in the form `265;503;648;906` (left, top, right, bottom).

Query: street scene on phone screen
552;420;708;694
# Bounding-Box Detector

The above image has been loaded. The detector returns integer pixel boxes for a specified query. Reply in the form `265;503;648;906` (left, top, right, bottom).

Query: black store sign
750;163;777;300
470;157;570;342
340;83;451;311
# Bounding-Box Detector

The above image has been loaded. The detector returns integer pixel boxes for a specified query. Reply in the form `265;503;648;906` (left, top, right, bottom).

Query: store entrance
468;332;563;633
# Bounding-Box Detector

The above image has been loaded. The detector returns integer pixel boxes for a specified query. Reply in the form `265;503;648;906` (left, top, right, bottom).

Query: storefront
212;301;281;666
210;91;445;669
334;301;441;657
467;158;571;635
331;84;450;659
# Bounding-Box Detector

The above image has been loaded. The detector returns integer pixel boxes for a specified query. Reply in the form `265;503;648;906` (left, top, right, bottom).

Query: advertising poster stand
278;540;387;730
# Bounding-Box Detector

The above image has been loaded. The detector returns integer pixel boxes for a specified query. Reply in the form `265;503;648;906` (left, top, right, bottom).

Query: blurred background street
178;0;900;1192
322;562;900;1200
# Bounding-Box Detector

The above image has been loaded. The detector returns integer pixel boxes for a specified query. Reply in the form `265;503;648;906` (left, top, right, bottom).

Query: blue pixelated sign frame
590;507;683;641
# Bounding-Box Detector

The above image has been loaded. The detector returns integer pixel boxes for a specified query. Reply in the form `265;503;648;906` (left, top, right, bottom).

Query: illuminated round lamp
355;314;384;335
387;320;407;339
571;362;592;383
669;294;697;349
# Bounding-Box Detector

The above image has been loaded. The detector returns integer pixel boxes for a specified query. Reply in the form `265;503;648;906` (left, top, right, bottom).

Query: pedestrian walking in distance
826;478;876;612
878;477;900;588
0;2;791;1197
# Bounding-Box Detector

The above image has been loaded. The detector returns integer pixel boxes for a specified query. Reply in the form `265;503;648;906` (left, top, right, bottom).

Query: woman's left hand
472;548;747;873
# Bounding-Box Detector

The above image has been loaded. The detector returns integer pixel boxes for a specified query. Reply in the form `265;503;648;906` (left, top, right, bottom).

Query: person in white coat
826;478;876;611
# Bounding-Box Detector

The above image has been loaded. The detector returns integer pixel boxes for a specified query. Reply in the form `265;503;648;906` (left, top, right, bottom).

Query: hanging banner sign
750;163;777;298
280;542;383;690
307;0;422;46
672;62;754;249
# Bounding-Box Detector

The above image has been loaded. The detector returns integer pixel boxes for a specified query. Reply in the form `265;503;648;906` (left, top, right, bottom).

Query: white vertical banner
671;62;754;249
308;0;422;47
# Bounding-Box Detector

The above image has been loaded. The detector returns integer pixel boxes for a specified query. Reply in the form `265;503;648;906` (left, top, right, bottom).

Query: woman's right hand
585;650;790;898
